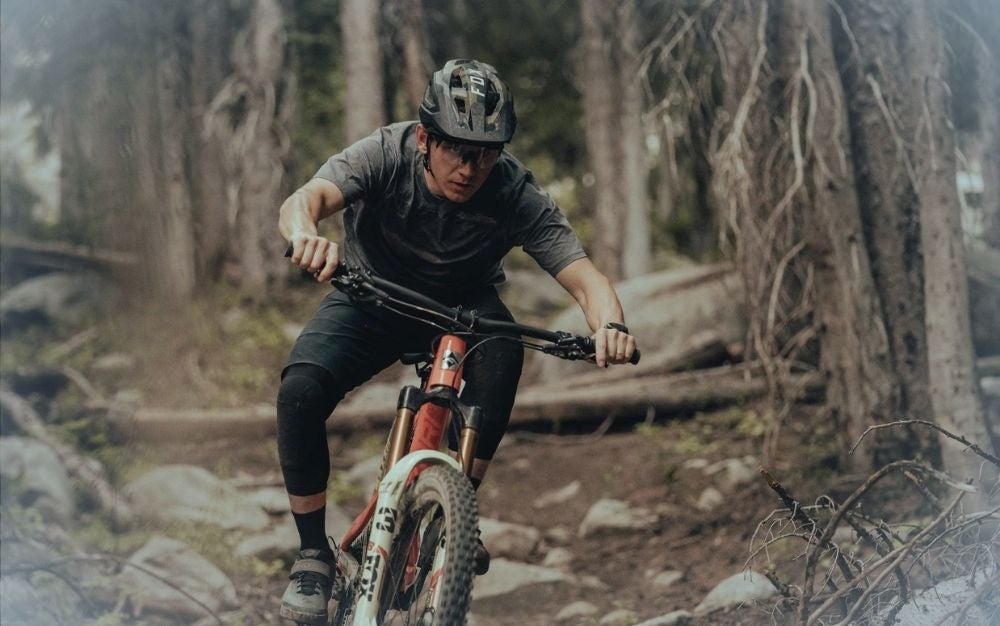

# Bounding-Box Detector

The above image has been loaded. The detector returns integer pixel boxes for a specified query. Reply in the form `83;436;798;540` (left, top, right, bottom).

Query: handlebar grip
579;338;641;365
629;348;641;365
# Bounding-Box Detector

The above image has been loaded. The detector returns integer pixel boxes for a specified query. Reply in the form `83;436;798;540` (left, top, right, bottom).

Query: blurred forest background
1;0;999;624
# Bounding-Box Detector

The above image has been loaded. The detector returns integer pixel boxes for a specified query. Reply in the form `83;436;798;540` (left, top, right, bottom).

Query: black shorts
284;285;524;459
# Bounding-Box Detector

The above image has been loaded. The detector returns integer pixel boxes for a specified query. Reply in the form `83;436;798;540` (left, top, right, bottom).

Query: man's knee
277;363;339;413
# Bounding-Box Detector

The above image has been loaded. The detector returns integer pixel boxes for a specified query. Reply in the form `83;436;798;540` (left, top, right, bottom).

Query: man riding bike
277;58;638;624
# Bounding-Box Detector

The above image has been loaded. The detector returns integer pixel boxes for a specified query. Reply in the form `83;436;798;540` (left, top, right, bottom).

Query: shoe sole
279;603;327;625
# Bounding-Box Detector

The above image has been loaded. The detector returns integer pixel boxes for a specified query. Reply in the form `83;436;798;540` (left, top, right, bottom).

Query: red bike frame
339;334;470;551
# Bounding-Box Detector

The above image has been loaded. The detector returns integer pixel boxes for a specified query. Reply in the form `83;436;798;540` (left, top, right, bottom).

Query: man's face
417;124;502;203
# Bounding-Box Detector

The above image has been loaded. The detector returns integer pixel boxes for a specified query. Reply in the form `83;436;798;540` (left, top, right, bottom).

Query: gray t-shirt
314;121;586;299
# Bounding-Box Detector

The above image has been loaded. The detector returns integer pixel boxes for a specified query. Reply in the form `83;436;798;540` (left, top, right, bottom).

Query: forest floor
129;397;842;626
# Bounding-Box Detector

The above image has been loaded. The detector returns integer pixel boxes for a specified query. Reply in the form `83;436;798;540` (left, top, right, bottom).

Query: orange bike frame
339;334;468;551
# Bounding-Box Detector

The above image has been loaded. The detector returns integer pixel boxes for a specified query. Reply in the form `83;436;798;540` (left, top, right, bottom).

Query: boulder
693;570;778;615
472;558;574;600
696;487;725;512
246;487;291;515
704;457;757;490
0;436;75;524
123;465;269;531
555;600;600;621
875;574;993;626
121;535;238;620
234;523;300;561
0;575;82;626
533;480;581;508
478;517;541;560
0;272;115;330
649;569;684;588
542;547;573;569
528;265;744;384
579;498;657;538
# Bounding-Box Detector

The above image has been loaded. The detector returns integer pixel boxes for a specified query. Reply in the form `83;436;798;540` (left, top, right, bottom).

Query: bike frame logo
441;349;461;371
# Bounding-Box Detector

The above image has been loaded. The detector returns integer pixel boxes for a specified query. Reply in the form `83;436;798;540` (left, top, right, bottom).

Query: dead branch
851;419;1000;467
822;494;965;626
0;387;133;525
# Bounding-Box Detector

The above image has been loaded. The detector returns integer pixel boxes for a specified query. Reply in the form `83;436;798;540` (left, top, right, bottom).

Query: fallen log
0;233;137;271
107;364;823;440
0;387;134;525
557;329;731;390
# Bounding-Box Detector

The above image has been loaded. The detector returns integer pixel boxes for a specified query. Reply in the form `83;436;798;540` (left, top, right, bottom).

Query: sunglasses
431;135;502;169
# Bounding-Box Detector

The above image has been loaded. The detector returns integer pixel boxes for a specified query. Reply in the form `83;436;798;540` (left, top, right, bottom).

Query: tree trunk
618;0;652;279
799;1;896;455
398;0;430;111
580;0;624;281
911;2;993;483
341;0;386;143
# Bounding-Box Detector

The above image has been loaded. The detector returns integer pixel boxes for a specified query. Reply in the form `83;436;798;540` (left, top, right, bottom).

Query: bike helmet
419;59;517;147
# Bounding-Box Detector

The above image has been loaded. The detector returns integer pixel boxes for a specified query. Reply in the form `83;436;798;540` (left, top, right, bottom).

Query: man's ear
415;123;429;155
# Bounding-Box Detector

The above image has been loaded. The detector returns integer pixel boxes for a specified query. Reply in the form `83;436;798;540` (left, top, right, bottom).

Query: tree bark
398;0;430;111
910;2;993;482
799;1;896;455
618;0;653;279
341;0;386;143
580;0;623;280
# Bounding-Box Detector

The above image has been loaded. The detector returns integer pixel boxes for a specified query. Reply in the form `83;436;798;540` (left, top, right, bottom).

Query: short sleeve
511;177;587;277
313;128;395;204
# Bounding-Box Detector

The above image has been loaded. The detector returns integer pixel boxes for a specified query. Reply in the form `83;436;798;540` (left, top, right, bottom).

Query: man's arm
554;257;637;367
279;178;347;282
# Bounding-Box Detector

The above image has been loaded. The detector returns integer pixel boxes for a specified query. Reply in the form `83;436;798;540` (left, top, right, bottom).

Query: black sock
293;507;329;553
469;477;482;490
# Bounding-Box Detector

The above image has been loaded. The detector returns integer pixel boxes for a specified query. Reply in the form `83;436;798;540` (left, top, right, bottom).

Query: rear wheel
378;465;478;626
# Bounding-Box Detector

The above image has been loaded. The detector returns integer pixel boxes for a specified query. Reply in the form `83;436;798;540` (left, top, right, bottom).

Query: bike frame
339;333;473;625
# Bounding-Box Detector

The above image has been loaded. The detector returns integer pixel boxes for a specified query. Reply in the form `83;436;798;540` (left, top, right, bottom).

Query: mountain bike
306;265;639;626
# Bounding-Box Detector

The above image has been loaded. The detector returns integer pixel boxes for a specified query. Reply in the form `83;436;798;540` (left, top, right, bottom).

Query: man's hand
287;234;340;283
593;323;637;368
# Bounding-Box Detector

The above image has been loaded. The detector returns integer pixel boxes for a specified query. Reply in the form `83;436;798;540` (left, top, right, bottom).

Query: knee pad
277;364;336;411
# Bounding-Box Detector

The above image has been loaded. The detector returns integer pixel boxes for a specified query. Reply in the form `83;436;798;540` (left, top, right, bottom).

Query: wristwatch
604;322;630;334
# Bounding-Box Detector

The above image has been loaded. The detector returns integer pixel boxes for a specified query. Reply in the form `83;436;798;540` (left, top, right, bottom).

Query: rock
681;458;709;471
0;272;116;330
649;569;684;588
479;517;541;560
0;436;75;524
693;570;778;615
234;523;300;561
704;458;757;490
633;610;693;626
472;558;574;600
696;487;725;511
579;575;609;590
542;547;573;569
122;535;238;620
345;454;383;496
556;600;599;621
545;525;572;545
91;352;135;373
0;575;83;625
600;608;636;625
533;480;581;508
123;465;269;531
326;504;354;541
578;498;658;538
529;265;745;384
246;487;291;515
876;573;993;626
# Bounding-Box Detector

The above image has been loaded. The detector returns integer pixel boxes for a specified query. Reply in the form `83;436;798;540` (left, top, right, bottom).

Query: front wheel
378;465;478;626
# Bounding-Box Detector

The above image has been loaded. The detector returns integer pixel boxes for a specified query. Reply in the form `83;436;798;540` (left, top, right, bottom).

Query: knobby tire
332;466;477;626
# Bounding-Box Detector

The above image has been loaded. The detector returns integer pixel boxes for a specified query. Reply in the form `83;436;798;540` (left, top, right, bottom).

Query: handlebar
285;247;639;364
